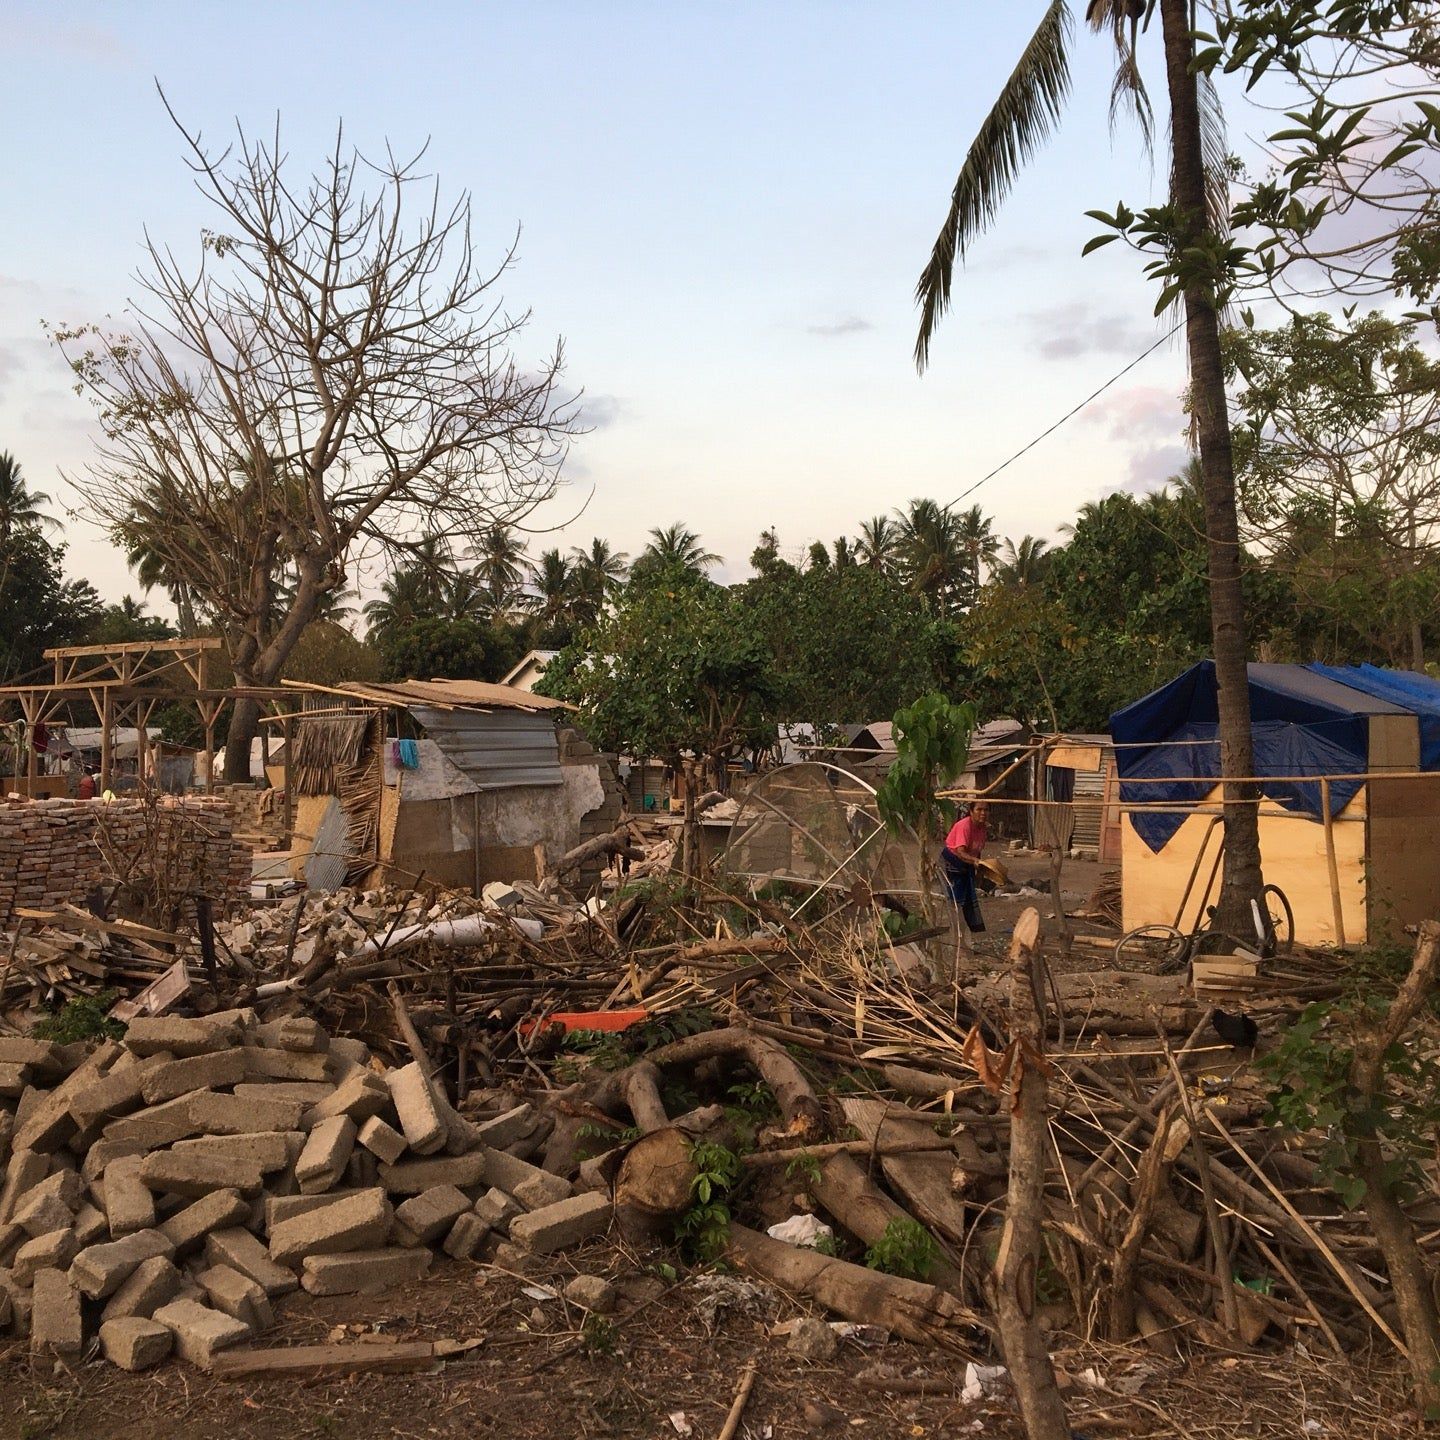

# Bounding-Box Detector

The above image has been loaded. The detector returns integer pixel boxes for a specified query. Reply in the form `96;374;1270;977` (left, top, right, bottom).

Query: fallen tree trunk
725;1223;984;1348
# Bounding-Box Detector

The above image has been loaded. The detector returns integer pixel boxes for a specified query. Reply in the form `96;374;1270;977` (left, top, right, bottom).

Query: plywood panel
1121;784;1367;946
1369;714;1419;772
1368;773;1440;940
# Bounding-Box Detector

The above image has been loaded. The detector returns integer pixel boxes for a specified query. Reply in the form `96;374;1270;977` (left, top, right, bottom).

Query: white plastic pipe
352;912;542;958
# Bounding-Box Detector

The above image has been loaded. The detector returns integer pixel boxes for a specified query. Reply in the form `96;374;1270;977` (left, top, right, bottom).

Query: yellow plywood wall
1121;785;1368;946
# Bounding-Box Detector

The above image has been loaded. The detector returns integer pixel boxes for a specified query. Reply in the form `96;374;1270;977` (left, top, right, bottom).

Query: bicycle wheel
1261;883;1294;955
1114;925;1190;972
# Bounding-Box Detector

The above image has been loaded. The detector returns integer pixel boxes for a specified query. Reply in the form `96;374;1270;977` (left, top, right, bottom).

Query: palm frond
1087;1;1155;152
1198;71;1230;240
914;1;1073;371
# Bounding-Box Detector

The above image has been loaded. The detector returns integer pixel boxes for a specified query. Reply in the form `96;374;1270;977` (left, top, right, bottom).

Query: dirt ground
0;1236;1420;1440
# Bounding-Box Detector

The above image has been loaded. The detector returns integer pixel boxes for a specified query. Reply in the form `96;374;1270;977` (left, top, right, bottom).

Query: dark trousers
940;847;986;933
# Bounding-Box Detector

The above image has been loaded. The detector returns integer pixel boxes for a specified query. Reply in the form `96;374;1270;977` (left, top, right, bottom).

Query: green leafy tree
875;692;976;934
541;563;777;877
282;619;381;687
84;595;176;646
375;616;520;684
0;452;58;541
917;0;1266;938
1227;310;1440;666
0;530;102;683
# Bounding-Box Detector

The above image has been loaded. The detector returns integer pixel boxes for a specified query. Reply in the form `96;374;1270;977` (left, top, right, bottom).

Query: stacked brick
0;1017;611;1370
211;785;287;850
0;798;250;924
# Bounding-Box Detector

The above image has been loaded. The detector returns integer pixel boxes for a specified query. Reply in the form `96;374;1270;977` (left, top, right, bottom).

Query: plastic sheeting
1109;661;1413;853
1308;664;1440;771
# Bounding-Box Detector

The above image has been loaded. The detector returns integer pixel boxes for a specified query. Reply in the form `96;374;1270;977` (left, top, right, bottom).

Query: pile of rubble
0;1010;610;1373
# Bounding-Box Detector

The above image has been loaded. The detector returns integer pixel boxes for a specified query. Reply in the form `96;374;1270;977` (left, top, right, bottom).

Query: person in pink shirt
940;801;989;933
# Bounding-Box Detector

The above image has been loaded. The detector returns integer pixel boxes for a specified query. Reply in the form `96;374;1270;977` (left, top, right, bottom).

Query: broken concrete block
101;1253;183;1322
393;1185;470;1244
125;1016;238;1058
0;1267;28;1335
100;1315;173;1370
233;1081;334;1106
82;1136;148;1185
172;1131;297;1174
104;1152;157;1237
0;1110;12;1170
268;1186;392;1265
0;1063;30;1098
69;1054;169;1131
153;1297;249;1370
15;1041;122;1154
472;1187;522;1233
12;1227;78;1284
564;1274;619;1314
346;1148;379;1189
0;1148;48;1224
253;1017;328;1054
302;1071;389;1128
30;1267;83;1357
71;1228;176;1299
300;1246;431;1296
241;1047;332;1084
196;1263;274;1332
104;1093;207;1149
356;1115;407;1166
295;1114;356;1194
387;1062;446;1155
73;1202;107;1247
188;1089;307;1135
509;1192;612;1255
326;1036;370;1069
203;1227;298;1296
140;1049;247;1106
14;1168;82;1237
264;1190;359;1229
378;1150;487;1194
0;1037;67;1073
483;1150;572;1208
159;1188;252;1256
442;1212;490;1260
139;1149;264;1199
470;1104;537;1150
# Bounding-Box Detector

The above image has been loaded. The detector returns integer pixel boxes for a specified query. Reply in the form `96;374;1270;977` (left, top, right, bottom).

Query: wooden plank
210;1341;438;1380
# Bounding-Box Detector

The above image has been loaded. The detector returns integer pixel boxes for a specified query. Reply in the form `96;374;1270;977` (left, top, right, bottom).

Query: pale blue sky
3;1;1220;606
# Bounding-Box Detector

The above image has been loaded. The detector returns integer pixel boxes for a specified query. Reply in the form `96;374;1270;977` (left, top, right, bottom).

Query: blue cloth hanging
397;738;421;770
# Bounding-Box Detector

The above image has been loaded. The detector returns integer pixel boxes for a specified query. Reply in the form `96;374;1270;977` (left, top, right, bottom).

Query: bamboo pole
1320;777;1347;945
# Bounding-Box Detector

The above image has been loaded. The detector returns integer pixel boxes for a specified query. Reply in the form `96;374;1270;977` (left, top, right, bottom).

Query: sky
1;1;1227;609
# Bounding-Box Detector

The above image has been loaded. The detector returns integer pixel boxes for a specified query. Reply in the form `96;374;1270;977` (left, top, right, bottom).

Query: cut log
210;1341;438;1379
724;1223;983;1348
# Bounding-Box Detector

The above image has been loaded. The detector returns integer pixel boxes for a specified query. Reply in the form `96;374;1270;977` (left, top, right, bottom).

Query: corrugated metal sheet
1072;766;1107;849
410;706;562;790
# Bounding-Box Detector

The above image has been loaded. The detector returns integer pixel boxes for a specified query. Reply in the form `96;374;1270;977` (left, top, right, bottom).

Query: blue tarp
1308;664;1440;772
1109;661;1413;853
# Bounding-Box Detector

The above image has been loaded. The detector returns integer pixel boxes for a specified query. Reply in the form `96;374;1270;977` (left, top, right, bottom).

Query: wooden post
282;712;294;844
100;689;113;795
994;908;1071;1440
1321;777;1347;946
22;694;38;793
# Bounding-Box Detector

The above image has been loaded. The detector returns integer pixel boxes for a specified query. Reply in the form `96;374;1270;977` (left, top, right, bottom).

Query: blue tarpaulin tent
1110;661;1425;853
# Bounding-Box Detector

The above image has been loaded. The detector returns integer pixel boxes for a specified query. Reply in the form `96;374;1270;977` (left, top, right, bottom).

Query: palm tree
856;514;902;573
569;537;628;626
831;536;858;569
913;0;1263;934
898;498;966;614
954;504;1000;604
636;523;719;579
994;535;1051;587
471;523;528;616
529;548;574;623
0;452;57;540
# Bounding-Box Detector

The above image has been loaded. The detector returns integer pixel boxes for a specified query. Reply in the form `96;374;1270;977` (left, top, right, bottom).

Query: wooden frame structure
0;639;287;796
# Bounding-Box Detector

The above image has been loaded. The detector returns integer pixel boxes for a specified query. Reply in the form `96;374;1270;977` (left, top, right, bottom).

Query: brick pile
0;798;250;924
0;1016;612;1371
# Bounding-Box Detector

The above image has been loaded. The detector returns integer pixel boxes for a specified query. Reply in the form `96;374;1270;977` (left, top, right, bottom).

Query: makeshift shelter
278;679;622;893
1111;661;1440;945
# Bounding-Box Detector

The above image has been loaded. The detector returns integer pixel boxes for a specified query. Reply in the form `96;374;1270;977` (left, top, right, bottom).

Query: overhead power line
943;320;1185;513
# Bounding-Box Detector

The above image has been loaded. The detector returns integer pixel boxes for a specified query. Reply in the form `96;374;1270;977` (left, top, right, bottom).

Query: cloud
578;393;624;429
11;16;132;65
1081;385;1183;444
1121;443;1191;492
1026;303;1162;361
807;315;873;338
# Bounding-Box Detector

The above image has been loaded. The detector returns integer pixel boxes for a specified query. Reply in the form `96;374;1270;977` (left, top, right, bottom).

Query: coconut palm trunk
1158;0;1262;933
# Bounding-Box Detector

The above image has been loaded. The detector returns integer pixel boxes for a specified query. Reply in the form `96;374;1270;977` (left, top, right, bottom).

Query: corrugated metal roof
410;706;562;790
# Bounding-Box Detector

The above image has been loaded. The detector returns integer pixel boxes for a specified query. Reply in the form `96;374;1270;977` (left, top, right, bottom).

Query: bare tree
53;98;574;778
